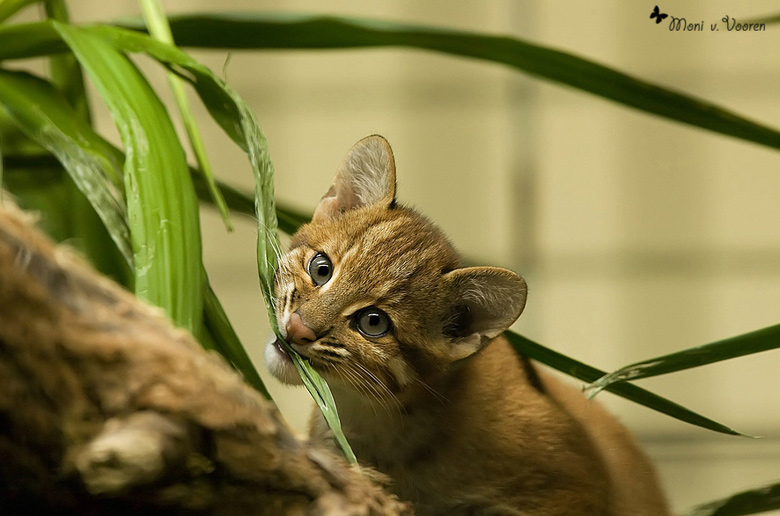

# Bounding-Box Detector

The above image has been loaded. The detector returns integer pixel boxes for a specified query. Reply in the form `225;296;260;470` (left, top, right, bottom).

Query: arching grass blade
586;324;780;397
506;331;748;437
685;481;780;516
119;12;780;153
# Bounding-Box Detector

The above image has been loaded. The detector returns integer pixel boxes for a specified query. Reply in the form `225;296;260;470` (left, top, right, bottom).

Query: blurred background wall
15;0;780;513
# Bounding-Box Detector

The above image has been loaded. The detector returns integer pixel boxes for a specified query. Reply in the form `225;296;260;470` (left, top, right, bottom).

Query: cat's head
265;136;527;400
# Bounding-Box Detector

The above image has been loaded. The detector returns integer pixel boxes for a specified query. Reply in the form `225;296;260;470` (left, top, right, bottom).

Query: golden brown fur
265;136;671;516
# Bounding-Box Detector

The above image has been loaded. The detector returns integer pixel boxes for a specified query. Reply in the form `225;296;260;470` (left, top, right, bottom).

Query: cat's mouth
265;337;307;385
272;338;293;362
266;336;341;386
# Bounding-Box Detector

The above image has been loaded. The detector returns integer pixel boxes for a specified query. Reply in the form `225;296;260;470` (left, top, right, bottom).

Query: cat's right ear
441;267;527;361
312;135;397;223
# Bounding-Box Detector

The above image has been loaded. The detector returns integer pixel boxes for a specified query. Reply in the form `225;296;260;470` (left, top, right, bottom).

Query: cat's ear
312;135;397;223
440;266;527;361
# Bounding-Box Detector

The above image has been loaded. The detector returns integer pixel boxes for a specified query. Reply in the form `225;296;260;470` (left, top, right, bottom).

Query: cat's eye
308;252;333;286
355;307;392;338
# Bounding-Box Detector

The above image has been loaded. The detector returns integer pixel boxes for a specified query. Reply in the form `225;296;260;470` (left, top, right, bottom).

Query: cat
265;135;671;516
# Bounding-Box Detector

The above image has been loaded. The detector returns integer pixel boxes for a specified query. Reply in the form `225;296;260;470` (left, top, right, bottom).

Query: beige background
12;1;780;513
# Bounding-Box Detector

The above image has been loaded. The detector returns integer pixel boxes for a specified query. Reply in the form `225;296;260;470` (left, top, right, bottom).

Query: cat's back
426;337;613;515
423;337;672;516
536;357;672;516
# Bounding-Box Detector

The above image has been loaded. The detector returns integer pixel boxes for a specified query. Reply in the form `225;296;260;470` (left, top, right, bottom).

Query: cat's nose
286;312;317;346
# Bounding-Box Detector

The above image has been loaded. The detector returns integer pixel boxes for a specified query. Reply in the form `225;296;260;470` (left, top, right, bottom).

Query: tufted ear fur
312;135;397;223
440;266;527;361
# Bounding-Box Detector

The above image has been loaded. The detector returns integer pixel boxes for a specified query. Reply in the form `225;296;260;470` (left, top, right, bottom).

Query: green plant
1;2;779;514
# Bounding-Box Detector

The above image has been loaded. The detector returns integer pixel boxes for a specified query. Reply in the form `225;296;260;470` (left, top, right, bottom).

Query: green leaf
275;203;312;235
586;324;780;397
685;481;780;516
505;331;748;437
78;23;357;462
41;0;128;281
289;348;358;465
0;0;38;24
54;22;203;335
6;17;780;152
4;147;309;237
139;0;233;232
0;21;66;59
43;0;91;122
114;12;780;153
0;69;131;263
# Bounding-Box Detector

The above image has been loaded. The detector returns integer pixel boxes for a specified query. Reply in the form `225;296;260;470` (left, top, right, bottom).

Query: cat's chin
264;337;304;386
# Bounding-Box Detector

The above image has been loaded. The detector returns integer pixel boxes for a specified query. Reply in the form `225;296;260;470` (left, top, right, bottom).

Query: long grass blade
76;23;357;462
43;0;90;121
5;145;308;236
685;481;780;516
0;69;130;263
42;0;129;280
54;22;203;335
4;147;310;236
114;12;780;153
5;17;780;153
0;0;38;24
505;331;748;436
0;21;66;58
237;76;358;464
586;324;780;397
139;0;233;231
743;13;780;26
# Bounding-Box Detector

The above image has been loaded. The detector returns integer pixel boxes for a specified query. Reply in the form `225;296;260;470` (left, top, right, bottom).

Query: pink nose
286;312;317;345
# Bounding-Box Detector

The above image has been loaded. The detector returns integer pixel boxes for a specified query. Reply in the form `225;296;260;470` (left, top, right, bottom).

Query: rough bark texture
0;202;411;516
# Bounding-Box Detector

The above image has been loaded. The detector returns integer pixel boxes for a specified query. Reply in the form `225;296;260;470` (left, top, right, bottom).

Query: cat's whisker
415;378;450;406
354;362;404;419
338;363;381;419
332;361;386;420
342;361;396;418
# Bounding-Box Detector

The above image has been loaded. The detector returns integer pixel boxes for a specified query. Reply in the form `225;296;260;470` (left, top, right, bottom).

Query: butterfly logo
650;5;668;24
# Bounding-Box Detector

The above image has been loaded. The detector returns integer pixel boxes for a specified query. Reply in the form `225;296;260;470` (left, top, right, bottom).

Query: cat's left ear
440;267;527;361
312;135;397;223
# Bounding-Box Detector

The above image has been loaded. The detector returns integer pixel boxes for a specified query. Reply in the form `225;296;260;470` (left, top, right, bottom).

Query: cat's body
265;136;671;516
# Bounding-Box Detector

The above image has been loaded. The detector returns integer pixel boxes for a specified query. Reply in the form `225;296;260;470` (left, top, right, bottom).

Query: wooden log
0;202;411;516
